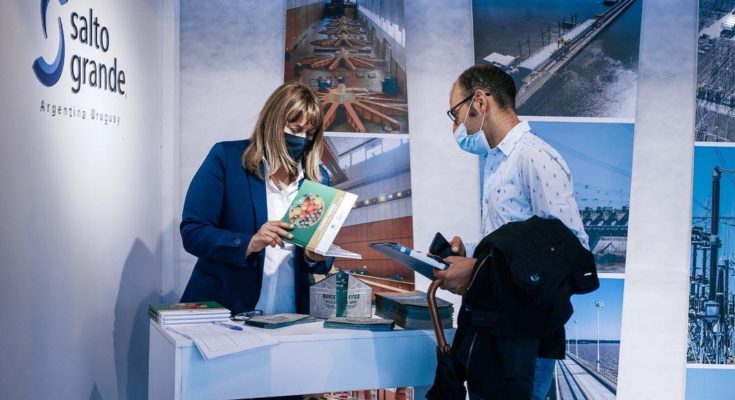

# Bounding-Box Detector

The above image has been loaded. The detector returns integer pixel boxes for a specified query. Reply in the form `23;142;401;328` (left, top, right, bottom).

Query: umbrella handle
428;279;450;353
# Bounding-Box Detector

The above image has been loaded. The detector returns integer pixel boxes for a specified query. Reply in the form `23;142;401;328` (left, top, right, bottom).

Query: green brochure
243;313;317;329
281;179;361;259
323;317;395;331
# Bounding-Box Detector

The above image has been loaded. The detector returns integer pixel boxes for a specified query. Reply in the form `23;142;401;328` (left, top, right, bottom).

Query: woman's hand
246;221;294;257
304;250;328;263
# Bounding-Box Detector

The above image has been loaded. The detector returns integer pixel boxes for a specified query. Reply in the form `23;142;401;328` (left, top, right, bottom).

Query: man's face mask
453;96;489;155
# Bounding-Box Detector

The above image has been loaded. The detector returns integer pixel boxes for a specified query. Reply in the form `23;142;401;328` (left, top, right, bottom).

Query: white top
253;162;304;315
467;121;589;257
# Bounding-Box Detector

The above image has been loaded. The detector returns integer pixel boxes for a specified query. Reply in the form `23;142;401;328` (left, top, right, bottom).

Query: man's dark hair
457;64;517;110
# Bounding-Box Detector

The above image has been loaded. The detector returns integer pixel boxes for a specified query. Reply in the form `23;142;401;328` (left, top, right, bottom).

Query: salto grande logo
32;0;68;87
34;0;125;127
32;0;127;95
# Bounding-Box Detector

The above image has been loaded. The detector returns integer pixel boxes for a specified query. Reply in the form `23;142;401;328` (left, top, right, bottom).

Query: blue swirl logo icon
33;0;69;87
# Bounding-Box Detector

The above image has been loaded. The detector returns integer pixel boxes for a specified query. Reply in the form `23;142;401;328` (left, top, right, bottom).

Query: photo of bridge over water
547;278;624;400
472;0;642;119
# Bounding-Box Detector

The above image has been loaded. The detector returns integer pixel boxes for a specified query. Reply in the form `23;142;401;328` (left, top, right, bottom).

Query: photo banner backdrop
285;0;409;134
531;121;633;276
326;136;415;286
283;1;416;294
686;146;735;397
527;121;632;399
472;119;633;398
685;1;735;398
471;0;642;118
471;1;644;396
284;2;416;396
695;0;735;142
563;278;624;397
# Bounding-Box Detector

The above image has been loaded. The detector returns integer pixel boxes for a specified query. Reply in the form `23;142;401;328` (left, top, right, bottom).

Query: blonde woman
180;82;333;320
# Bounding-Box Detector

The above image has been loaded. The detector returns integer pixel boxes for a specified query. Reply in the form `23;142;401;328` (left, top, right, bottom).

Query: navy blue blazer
180;140;333;315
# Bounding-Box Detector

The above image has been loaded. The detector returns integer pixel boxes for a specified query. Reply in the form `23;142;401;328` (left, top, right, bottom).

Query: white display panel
0;0;169;398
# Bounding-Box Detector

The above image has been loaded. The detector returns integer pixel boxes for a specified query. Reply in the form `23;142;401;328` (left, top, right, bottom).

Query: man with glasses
434;64;590;400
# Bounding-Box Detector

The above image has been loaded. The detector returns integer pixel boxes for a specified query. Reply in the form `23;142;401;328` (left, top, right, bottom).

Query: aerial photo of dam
472;0;642;118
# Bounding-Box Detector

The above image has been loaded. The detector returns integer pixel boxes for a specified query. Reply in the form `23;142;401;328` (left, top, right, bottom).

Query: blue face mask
453;97;489;155
284;132;309;162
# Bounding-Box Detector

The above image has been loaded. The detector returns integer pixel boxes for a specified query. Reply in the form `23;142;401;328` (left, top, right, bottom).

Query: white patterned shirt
466;121;589;257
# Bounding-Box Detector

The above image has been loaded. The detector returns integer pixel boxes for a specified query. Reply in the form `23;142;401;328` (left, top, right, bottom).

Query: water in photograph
569;342;621;381
473;0;642;117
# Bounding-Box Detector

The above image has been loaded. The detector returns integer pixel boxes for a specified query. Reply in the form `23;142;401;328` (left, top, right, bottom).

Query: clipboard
369;242;448;281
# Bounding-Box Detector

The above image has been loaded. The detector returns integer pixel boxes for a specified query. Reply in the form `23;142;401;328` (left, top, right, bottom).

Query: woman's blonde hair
242;82;325;183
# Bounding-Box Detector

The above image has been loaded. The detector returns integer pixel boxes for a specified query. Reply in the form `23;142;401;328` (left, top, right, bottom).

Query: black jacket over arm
455;215;599;361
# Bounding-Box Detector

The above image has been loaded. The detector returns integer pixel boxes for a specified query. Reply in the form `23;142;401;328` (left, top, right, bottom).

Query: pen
213;321;243;331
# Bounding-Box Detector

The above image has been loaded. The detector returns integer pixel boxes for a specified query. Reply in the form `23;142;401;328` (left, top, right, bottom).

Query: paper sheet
167;323;279;360
325;244;362;259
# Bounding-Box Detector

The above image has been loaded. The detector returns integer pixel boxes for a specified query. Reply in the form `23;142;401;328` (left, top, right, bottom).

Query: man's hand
246;221;294;256
450;236;467;257
304;249;327;262
433;256;476;295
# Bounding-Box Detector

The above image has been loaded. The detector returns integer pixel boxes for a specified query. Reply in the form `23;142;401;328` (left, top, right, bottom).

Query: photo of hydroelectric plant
472;0;642;119
285;0;410;134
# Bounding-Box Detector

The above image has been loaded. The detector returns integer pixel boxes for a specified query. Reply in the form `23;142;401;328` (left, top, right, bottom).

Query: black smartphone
429;232;453;259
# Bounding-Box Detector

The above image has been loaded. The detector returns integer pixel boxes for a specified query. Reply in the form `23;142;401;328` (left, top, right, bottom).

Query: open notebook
167;322;278;360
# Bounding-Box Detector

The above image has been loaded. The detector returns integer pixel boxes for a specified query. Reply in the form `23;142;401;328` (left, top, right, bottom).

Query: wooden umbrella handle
428;279;450;353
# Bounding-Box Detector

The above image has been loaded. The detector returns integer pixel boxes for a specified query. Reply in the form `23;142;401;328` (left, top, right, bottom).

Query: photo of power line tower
695;0;735;142
687;146;735;365
683;3;735;398
530;121;633;274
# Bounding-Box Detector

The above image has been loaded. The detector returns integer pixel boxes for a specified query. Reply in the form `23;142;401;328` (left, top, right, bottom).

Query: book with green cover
324;317;395;331
243;313;318;329
281;179;361;259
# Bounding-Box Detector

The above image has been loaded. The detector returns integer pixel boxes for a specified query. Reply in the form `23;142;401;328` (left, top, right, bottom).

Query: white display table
148;319;455;399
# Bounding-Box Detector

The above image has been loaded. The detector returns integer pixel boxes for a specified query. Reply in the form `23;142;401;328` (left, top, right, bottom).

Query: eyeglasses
446;92;491;124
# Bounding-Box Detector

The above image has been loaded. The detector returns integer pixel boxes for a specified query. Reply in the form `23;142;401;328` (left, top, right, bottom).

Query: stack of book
323;317;395;331
148;301;231;326
375;291;454;330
